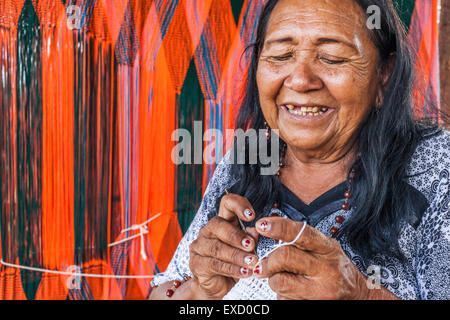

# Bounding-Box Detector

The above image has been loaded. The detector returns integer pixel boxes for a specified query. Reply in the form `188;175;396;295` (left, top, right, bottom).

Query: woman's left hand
253;217;371;300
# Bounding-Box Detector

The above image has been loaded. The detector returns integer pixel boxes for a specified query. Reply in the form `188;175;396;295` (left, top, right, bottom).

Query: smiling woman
149;0;450;300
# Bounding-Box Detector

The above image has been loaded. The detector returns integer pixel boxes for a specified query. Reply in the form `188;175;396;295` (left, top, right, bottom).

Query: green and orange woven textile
0;0;440;299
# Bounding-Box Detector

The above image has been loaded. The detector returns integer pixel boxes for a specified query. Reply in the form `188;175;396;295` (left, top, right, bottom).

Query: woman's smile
279;104;336;124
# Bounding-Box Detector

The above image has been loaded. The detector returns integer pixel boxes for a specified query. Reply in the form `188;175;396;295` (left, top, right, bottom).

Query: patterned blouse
152;130;450;300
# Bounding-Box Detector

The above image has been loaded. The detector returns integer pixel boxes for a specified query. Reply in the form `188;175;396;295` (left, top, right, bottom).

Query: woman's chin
280;132;331;152
278;110;335;149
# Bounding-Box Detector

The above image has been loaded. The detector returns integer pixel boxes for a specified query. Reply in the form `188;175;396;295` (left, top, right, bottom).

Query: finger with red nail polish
256;219;271;233
241;237;253;249
240;267;252;277
244;209;254;220
253;263;263;277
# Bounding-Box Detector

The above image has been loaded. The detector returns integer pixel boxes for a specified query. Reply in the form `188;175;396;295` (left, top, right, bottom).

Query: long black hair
227;0;448;259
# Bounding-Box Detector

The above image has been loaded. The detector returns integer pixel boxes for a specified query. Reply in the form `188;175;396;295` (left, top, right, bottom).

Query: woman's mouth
283;104;330;117
279;104;334;122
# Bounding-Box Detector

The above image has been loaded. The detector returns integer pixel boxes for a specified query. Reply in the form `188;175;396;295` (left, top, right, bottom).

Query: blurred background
0;0;446;299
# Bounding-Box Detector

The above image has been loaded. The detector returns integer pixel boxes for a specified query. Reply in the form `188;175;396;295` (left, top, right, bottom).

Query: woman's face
256;0;381;160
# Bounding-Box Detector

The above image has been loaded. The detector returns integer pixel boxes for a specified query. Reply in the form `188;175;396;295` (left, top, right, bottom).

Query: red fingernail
240;267;249;276
244;209;253;219
242;238;252;248
244;256;255;265
254;264;261;275
258;220;271;232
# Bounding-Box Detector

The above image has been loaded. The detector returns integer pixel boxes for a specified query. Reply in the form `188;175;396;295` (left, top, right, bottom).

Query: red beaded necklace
330;167;354;236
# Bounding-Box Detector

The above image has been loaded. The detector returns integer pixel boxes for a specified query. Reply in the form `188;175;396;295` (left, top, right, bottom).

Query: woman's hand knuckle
209;216;222;227
229;229;242;245
223;262;233;275
198;225;209;239
206;216;226;235
230;248;240;264
210;258;221;273
189;239;199;253
209;239;221;257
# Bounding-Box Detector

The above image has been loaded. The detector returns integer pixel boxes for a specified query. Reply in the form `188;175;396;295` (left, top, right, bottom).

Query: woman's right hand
189;193;259;299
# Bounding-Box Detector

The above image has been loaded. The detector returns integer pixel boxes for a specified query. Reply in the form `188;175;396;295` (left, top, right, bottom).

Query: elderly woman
150;0;450;300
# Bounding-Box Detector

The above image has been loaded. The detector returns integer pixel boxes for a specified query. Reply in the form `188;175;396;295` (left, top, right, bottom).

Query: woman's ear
376;53;396;109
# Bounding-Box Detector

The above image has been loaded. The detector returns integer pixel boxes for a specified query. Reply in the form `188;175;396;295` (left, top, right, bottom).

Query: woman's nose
283;61;323;93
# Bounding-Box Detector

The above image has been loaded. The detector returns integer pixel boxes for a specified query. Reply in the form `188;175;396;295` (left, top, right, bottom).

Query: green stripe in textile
16;0;43;300
73;31;87;265
394;0;416;30
231;0;246;24
176;60;206;234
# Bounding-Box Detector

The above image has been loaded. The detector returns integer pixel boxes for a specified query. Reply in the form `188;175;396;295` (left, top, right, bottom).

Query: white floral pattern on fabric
152;130;450;300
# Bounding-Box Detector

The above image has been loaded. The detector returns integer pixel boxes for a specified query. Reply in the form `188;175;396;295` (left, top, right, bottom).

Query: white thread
108;212;163;260
108;231;147;247
119;213;161;234
0;213;165;279
256;221;308;262
0;259;155;279
285;221;308;246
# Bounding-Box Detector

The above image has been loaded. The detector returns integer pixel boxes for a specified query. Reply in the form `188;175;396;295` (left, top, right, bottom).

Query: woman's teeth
285;104;329;116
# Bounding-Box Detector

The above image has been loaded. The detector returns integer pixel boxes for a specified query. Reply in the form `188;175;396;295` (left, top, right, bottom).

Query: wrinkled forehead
264;0;371;46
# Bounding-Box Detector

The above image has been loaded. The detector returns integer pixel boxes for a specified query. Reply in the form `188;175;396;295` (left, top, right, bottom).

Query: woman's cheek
257;63;287;92
257;64;287;126
322;69;372;107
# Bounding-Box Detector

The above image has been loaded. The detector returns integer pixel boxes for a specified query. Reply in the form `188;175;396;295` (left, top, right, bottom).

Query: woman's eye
319;56;348;64
269;55;292;62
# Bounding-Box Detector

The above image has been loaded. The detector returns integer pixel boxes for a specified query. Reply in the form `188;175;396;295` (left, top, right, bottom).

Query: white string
108;212;163;260
256;221;308;263
0;259;155;279
119;213;162;234
0;213;166;279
